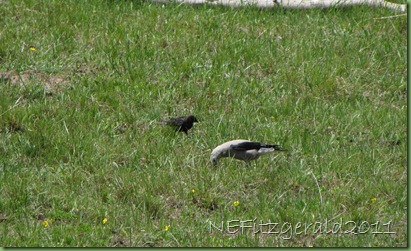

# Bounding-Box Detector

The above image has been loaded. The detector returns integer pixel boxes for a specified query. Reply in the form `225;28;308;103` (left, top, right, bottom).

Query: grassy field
0;0;407;247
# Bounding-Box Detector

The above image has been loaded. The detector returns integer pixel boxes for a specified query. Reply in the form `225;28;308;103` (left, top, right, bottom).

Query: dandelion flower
103;218;108;224
29;46;36;51
165;225;170;231
371;198;377;203
42;220;49;227
233;200;240;207
191;189;196;194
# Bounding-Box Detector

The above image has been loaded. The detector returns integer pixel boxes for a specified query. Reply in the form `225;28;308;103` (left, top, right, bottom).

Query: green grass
0;0;407;247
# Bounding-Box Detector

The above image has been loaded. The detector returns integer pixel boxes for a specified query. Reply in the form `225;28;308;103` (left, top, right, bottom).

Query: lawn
0;0;407;247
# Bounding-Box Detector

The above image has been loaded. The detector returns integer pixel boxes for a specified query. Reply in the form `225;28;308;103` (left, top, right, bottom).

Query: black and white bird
210;139;286;166
160;115;199;135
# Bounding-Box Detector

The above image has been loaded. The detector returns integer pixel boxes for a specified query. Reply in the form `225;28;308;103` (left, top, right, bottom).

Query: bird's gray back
212;139;260;161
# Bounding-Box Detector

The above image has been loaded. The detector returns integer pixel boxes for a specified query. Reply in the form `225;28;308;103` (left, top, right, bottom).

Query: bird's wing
167;117;185;126
230;141;262;151
231;142;286;151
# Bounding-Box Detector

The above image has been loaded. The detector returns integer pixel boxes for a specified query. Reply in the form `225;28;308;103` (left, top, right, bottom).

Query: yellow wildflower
233;200;240;207
165;225;170;231
29;46;36;51
191;189;196;194
42;220;49;227
103;217;108;224
371;198;377;203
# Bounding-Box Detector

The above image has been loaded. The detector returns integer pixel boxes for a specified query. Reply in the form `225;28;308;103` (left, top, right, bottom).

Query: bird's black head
187;115;198;123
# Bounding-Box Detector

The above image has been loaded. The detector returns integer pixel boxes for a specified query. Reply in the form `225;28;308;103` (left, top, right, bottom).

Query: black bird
160;115;199;134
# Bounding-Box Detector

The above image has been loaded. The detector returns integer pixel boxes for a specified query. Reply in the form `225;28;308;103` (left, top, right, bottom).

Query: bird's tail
257;144;286;155
158;121;170;125
264;144;287;151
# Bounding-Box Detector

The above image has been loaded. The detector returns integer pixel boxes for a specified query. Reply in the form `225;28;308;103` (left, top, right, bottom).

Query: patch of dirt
0;211;8;223
110;233;131;247
195;199;219;212
0;120;25;133
1;70;69;94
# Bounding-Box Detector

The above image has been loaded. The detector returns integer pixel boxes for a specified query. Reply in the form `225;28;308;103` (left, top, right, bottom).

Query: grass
0;0;407;247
